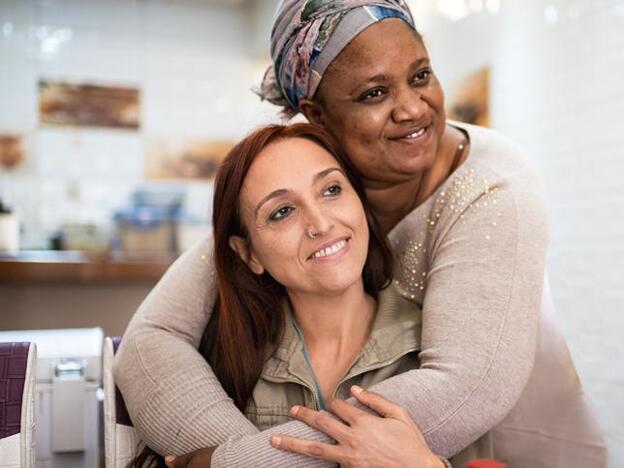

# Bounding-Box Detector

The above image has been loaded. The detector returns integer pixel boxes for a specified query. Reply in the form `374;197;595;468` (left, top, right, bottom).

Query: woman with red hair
133;123;477;467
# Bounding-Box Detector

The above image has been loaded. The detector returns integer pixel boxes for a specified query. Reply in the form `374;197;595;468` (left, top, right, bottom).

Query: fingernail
351;385;363;395
271;435;282;447
165;455;176;462
290;405;300;416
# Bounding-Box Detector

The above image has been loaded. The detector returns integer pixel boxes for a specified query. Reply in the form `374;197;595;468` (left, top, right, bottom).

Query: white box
0;328;103;468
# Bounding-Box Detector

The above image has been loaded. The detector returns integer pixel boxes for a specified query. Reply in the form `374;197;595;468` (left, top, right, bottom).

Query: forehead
321;18;426;87
242;137;338;197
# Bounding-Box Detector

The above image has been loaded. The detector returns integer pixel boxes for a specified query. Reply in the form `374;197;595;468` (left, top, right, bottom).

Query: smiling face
307;19;446;190
231;137;370;298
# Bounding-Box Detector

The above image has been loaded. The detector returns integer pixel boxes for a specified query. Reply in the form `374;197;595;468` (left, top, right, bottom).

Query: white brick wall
0;0;278;247
415;0;624;465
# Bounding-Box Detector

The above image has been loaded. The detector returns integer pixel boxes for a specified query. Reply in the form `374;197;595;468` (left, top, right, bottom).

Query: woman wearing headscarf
114;1;606;467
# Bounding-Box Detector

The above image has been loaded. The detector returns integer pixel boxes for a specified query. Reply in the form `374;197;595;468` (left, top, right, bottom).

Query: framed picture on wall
0;133;25;170
144;137;234;180
447;66;489;127
39;80;140;129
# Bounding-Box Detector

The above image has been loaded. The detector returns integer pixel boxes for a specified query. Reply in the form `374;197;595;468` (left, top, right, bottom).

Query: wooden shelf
0;251;175;284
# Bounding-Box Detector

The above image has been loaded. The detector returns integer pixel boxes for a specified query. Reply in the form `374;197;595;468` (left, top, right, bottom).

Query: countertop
0;250;176;283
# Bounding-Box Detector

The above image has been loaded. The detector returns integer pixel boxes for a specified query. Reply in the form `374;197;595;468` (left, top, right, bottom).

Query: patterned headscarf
256;0;416;116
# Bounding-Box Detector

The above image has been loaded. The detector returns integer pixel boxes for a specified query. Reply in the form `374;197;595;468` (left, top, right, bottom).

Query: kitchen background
0;0;622;466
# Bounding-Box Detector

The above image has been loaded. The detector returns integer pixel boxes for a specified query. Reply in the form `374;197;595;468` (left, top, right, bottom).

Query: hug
114;1;607;467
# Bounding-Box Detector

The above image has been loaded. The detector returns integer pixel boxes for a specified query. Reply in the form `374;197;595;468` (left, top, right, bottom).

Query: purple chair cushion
0;342;30;440
111;337;133;427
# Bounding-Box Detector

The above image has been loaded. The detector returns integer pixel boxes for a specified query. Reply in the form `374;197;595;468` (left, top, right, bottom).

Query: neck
365;124;469;234
287;281;375;354
364;175;424;234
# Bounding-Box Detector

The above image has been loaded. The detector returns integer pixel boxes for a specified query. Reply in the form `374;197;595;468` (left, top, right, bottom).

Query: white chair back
103;337;139;468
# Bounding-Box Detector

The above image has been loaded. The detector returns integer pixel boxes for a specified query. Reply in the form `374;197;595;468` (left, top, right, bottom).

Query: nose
391;86;427;123
305;204;334;239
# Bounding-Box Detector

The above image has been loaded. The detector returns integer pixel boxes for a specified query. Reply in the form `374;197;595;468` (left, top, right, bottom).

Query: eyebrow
253;167;345;218
314;166;344;182
353;58;431;89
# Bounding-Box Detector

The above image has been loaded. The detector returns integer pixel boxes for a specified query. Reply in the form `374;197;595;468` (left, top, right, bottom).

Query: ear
299;98;325;126
228;235;265;275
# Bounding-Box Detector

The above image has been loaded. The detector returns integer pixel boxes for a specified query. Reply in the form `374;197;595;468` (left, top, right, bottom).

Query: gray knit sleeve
214;157;548;464
114;143;549;465
113;234;335;465
374;154;550;457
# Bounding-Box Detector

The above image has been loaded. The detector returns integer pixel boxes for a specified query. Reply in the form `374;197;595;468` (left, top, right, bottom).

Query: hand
270;385;443;468
164;447;216;468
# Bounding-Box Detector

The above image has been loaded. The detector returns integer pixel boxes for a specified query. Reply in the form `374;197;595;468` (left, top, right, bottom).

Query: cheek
356;210;370;247
342;197;369;239
349;109;386;140
427;80;445;112
326;108;382;149
252;231;302;276
336;119;380;168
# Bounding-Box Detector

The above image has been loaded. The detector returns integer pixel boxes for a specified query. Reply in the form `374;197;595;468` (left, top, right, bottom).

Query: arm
113;235;257;453
211;169;549;464
364;167;550;457
163;388;449;468
114;235;335;466
116;164;549;465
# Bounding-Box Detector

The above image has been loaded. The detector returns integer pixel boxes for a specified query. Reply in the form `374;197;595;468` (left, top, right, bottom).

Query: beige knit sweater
114;123;552;466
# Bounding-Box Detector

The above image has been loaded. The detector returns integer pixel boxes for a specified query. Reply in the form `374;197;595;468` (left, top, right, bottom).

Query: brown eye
359;88;386;102
412;69;432;84
269;206;293;221
323;184;342;197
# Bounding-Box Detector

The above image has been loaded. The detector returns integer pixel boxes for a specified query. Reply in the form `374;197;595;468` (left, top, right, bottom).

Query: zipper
331;344;420;400
292;321;327;410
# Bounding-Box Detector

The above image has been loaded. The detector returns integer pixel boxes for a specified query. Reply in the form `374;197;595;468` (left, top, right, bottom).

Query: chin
403;150;436;172
317;273;363;295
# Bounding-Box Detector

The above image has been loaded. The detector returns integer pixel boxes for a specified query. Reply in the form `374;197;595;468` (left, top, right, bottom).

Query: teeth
405;127;426;139
312;240;347;258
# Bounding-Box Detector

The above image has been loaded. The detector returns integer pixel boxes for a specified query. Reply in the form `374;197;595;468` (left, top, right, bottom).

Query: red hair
130;124;393;466
200;123;393;411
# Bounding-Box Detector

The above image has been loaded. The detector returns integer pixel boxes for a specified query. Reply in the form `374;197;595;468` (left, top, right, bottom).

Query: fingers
289;405;350;441
164;454;190;468
328;398;368;425
350;385;407;420
271;434;343;463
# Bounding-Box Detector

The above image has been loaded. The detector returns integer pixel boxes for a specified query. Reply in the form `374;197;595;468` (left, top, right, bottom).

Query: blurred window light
544;5;558;25
468;0;484;13
41;36;61;55
35;26;73;56
486;0;500;14
437;0;500;20
437;0;469;21
567;4;580;20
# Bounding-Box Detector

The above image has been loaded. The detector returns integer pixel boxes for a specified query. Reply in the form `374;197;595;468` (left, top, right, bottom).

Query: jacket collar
261;284;422;383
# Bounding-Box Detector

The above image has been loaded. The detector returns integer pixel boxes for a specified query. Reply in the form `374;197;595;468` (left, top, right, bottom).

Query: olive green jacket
244;284;492;465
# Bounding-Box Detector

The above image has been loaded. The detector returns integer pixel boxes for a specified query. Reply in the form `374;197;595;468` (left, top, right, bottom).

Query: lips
308;237;350;260
387;122;432;141
403;127;426;139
